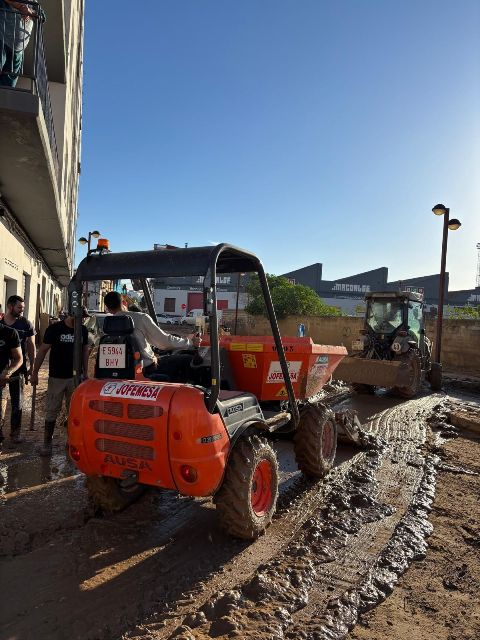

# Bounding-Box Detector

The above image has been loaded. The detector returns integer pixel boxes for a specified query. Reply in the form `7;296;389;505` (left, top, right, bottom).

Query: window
407;302;422;340
164;298;176;313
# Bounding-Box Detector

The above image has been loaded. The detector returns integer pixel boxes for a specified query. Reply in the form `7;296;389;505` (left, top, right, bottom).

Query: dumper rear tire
294;404;337;478
392;352;422;398
214;436;278;540
86;476;146;515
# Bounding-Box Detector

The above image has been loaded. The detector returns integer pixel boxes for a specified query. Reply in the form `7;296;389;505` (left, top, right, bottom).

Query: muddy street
1;382;479;640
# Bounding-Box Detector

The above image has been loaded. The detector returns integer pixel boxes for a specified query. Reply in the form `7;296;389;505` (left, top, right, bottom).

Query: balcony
0;1;71;284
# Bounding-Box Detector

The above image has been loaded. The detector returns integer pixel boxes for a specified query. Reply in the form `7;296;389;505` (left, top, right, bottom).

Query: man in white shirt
103;291;201;380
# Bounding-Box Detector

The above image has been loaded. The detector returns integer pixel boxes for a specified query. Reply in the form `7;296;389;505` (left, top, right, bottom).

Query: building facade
152;274;248;317
0;0;84;324
282;262;477;316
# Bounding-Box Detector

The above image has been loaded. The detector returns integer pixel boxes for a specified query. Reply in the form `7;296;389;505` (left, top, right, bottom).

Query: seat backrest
95;315;141;379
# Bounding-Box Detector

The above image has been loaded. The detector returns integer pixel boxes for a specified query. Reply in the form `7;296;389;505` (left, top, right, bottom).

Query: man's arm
4;0;34;19
141;314;192;350
30;343;51;385
0;346;23;387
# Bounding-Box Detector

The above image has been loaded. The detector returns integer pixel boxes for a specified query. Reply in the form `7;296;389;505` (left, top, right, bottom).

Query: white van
180;308;223;326
180;309;205;326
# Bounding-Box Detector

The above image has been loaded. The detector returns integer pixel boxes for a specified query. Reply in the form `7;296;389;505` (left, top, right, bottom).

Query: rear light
180;465;198;483
72;418;80;427
70;445;81;461
173;431;182;441
398;330;407;336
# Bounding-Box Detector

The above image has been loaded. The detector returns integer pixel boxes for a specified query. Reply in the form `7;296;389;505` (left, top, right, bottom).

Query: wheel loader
67;243;362;540
333;291;442;397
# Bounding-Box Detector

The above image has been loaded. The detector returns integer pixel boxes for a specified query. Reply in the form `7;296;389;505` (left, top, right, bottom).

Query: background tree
245;274;342;318
447;305;480;320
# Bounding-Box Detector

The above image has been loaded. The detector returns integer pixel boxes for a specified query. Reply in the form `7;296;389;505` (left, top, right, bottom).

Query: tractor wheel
294;404;337;479
392;352;422;398
214;436;278;540
86;476;146;515
352;383;375;395
429;362;443;391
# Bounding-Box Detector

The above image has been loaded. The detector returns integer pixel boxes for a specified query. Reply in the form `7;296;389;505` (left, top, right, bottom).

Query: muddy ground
0;365;479;640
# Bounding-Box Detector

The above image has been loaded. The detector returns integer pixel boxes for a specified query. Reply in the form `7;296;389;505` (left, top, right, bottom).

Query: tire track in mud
136;394;440;640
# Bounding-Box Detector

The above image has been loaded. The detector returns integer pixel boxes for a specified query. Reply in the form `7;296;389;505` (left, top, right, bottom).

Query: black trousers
0;375;24;436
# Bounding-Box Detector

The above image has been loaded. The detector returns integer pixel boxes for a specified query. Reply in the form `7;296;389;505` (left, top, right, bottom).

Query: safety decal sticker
242;353;257;368
266;361;302;384
230;343;246;351
275;386;288;397
100;381;162;401
316;355;329;364
246;343;264;352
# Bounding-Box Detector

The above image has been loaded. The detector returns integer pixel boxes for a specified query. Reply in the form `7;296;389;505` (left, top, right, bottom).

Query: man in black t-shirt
31;312;89;456
0;295;36;443
0;323;23;446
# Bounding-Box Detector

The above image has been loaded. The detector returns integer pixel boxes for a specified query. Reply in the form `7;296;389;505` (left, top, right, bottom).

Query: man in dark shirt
0;294;35;443
31;311;90;456
0;323;23;446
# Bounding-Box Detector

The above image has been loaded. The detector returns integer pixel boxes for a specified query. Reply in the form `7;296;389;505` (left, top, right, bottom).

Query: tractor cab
363;291;426;355
67;243;354;539
333;290;439;397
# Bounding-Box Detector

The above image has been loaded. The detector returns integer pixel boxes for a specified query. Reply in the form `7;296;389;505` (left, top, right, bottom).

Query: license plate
99;344;126;368
351;340;364;351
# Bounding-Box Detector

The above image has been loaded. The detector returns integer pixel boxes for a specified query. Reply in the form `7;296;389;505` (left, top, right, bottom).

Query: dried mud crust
350;422;480;640
137;395;440;640
4;390;475;640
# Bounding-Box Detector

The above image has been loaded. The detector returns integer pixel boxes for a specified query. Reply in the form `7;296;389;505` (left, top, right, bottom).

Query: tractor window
366;301;403;334
407;302;422;341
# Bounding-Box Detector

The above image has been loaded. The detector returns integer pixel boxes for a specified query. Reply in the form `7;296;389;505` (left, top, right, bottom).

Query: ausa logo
225;402;244;417
103;454;153;471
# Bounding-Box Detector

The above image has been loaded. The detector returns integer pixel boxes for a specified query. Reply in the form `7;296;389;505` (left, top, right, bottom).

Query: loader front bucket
332;356;412;388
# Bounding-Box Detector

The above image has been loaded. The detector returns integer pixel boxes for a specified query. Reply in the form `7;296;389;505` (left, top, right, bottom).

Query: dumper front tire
294;404;337;478
214;436;278;540
86;476;146;515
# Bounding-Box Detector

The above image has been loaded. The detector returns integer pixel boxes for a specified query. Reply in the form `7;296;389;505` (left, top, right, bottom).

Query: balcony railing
0;0;59;177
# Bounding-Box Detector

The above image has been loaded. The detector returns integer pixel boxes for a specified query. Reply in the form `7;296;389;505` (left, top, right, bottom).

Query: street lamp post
78;230;101;307
431;205;461;364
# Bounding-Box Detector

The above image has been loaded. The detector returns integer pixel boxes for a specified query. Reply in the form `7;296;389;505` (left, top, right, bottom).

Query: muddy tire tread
86;476;145;515
294;404;337;478
214;436;278;540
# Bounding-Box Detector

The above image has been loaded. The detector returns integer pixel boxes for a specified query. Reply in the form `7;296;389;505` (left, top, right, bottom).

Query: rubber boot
39;421;55;457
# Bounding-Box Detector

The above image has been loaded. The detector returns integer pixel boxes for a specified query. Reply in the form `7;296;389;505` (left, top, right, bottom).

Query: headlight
391;341;402;353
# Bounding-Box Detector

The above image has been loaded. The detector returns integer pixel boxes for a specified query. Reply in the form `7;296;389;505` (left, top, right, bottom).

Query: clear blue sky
78;0;480;291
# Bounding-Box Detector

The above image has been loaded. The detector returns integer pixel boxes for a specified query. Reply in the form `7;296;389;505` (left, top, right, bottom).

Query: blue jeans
0;43;23;87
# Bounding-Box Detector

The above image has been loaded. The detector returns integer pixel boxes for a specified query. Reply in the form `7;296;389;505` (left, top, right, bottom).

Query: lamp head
78;237;88;245
91;230;101;238
432;204;448;216
448;219;461;231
